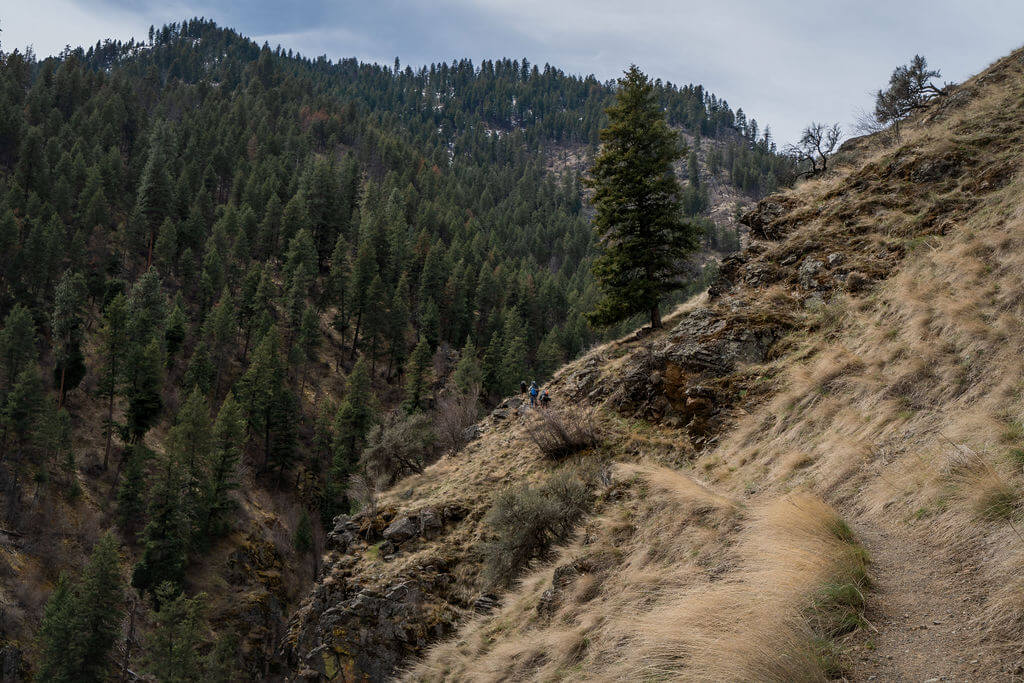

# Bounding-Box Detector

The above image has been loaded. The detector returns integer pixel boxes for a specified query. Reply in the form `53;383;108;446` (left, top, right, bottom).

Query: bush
433;384;481;454
482;469;592;587
526;408;600;460
359;411;439;486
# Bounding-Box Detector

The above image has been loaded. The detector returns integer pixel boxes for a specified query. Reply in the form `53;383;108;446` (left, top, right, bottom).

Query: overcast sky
3;0;1023;144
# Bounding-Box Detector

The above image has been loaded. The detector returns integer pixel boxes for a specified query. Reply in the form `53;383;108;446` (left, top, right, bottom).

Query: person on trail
529;380;539;407
540;389;550;407
520;380;527;394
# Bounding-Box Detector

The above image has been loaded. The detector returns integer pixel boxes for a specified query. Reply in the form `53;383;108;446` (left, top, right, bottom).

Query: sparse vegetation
526;408;601;460
482;469;593;587
786;122;842;176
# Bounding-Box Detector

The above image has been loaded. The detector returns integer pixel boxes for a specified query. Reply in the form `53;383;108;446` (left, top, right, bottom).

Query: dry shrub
347;471;381;518
433;385;481;454
482;469;592;587
526;408;600;461
359;411;439;486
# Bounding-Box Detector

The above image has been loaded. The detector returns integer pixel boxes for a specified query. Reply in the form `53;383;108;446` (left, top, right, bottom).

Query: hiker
540;389;551;406
529;380;539;407
520;380;527;394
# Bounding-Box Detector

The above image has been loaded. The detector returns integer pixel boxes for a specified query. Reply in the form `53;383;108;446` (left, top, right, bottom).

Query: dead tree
786;122;842;176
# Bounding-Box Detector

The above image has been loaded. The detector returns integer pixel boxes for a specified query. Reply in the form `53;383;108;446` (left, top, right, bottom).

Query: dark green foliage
328;358;376;513
35;532;124;682
116;444;148;531
142;583;207;682
201;392;244;539
293;510;313;553
482;469;592;587
124;339;164;441
403;339;433;413
132;454;188;596
452;338;483;394
51;270;87;403
586;66;702;330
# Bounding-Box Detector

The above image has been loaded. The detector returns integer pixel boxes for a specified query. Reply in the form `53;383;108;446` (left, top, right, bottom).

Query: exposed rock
383;516;419;543
463;424;481;442
798;257;824;289
827;252;844;267
287;576;461;681
739;196;800;240
473;593;500;613
536;588;557;616
491;408;509;421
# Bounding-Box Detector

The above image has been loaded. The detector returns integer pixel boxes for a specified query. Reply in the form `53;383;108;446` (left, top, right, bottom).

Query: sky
3;0;1023;145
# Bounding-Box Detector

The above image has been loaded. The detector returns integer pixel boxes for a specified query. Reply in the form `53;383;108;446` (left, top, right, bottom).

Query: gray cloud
4;0;1022;144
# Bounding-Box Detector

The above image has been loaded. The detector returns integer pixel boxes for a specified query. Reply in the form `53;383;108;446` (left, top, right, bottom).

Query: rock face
283;504;470;680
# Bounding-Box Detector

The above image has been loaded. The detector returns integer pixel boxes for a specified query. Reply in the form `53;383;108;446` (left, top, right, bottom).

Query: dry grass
406;464;866;682
306;50;1024;679
526;408;601;461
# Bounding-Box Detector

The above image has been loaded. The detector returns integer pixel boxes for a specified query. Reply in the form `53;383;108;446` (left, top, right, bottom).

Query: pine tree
51;270;87;407
383;276;410;378
134;135;173;267
329;358;375;508
0;304;37;393
202;288;237;398
116;444;148;531
402;339;432;413
124;339;164;442
452;338;483;394
2;365;45;459
165;298;187;359
201;392;244;539
498;309;528;395
168;386;212;489
347;237;376;356
132;452;188;596
36;532;124;682
585;65;701;329
143;583;206;683
98;294;129;468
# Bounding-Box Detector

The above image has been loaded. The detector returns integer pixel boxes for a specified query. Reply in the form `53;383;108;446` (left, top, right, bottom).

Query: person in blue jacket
529;380;539;407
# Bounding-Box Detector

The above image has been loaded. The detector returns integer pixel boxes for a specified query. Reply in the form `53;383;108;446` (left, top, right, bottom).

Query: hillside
0;19;794;680
285;48;1024;680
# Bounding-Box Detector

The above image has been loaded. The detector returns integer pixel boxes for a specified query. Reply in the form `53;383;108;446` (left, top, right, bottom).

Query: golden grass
405;462;866;682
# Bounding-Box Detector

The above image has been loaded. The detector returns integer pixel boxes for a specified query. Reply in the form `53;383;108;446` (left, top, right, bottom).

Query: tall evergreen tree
36;532;124;683
585;65;701;329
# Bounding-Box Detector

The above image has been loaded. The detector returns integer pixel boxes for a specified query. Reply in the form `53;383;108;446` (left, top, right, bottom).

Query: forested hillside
0;18;794;678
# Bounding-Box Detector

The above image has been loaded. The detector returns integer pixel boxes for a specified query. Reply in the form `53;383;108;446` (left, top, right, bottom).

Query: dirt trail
844;522;1018;682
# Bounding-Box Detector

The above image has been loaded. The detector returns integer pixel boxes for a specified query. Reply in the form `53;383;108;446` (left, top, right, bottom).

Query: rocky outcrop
283;504;471;680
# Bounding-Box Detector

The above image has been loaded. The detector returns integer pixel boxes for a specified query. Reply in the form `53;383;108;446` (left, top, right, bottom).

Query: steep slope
288;48;1024;680
0;20;797;679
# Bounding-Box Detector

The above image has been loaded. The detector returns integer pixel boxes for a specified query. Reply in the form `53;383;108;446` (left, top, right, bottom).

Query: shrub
433;383;481;454
482;469;592;587
527;408;601;460
359;411;439;486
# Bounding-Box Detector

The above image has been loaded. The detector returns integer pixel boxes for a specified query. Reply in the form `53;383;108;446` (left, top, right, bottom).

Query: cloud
1;0;198;57
5;0;1024;145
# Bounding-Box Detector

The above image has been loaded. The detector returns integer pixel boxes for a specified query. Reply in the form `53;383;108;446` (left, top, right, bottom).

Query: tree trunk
103;391;114;470
650;304;662;330
349;310;362;359
57;365;66;410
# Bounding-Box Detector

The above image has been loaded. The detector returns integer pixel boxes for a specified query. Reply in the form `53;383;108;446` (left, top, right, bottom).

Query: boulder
382;516;418;543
